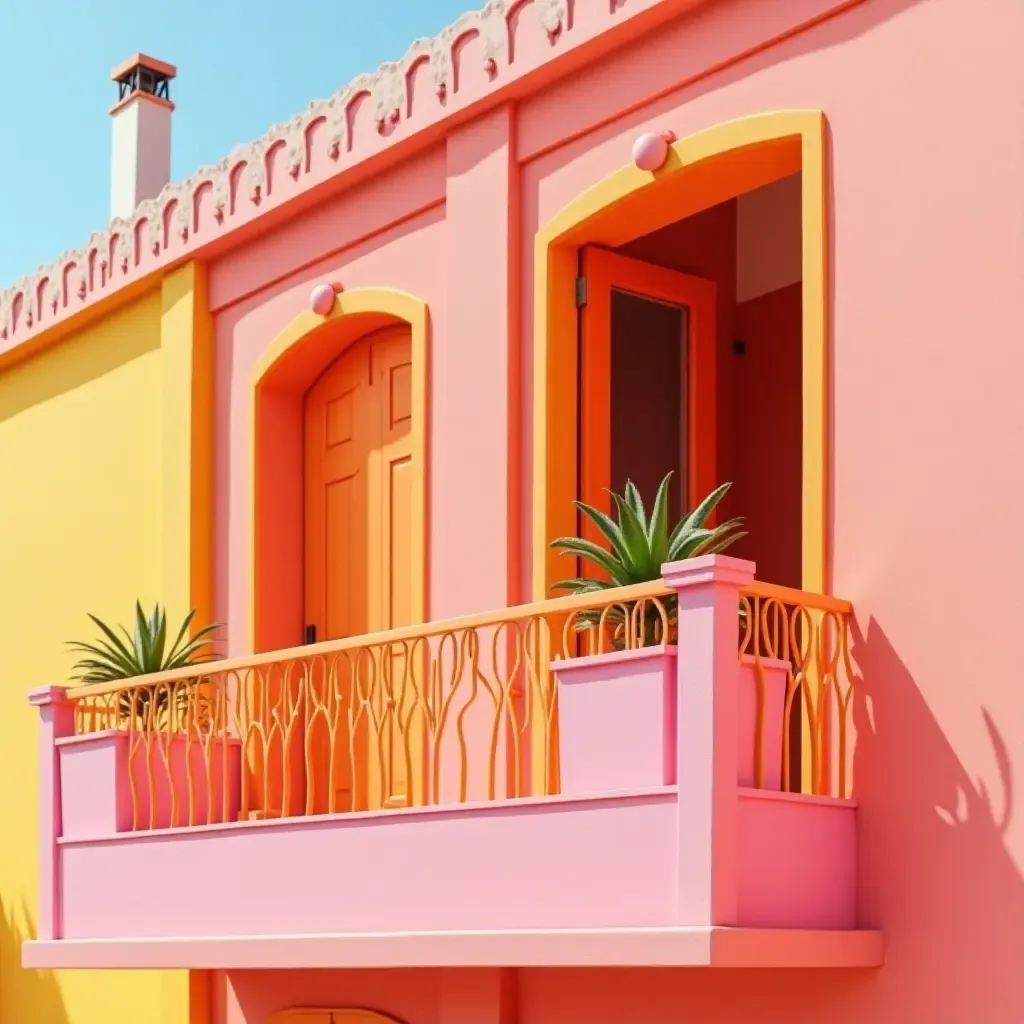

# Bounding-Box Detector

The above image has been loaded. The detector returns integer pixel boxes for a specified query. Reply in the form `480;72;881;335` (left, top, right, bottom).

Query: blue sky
0;0;474;286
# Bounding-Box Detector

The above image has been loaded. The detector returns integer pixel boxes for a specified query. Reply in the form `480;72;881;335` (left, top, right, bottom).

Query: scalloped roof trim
0;0;575;347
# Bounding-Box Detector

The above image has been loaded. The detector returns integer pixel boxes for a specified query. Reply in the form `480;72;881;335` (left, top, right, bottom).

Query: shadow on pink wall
511;622;1023;1022
842;616;1024;1021
213;617;1024;1024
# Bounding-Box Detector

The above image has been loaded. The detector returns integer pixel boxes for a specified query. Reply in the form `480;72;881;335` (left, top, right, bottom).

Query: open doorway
578;171;804;590
578;247;717;546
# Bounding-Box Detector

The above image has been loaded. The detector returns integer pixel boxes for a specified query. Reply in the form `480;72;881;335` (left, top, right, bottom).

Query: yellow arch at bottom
248;286;430;653
267;1010;405;1024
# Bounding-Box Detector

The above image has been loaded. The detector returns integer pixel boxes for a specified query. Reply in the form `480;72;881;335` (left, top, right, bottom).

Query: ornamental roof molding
0;0;651;353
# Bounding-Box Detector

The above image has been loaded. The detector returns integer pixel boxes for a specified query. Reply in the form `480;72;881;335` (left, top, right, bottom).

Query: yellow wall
0;286;196;1023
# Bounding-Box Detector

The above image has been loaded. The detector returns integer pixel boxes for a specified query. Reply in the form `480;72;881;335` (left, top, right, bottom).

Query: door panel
369;327;419;808
304;339;372;814
303;325;418;814
371;327;414;632
580;247;717;564
305;341;373;642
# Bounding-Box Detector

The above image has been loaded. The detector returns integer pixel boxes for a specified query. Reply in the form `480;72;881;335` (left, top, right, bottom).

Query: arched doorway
250;287;428;655
531;112;829;792
532;110;828;601
247;288;429;815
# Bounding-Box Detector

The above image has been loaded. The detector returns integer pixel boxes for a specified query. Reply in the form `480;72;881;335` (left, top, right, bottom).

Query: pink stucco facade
17;0;1024;1020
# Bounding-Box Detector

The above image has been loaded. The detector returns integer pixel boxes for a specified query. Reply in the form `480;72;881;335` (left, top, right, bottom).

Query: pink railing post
663;554;755;927
27;685;74;940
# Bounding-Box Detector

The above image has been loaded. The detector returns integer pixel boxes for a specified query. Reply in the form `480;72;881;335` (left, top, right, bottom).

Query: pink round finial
310;283;336;316
632;131;672;172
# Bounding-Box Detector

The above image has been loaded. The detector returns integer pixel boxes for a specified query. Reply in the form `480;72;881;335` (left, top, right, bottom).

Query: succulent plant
550;473;746;644
68;603;219;724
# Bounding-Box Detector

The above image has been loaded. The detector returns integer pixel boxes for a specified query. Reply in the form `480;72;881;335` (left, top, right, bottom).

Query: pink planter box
553;647;790;796
57;729;242;838
554;646;678;795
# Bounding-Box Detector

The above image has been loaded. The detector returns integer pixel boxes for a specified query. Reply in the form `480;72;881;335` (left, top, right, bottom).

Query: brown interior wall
733;283;803;588
609;292;684;521
619;200;740;520
618;201;802;587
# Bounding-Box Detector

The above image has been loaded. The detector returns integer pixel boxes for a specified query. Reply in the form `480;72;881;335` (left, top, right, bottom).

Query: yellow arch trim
251;286;429;394
531;109;828;599
248;286;429;652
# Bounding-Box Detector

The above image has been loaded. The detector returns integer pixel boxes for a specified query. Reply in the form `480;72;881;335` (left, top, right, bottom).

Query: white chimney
109;54;176;221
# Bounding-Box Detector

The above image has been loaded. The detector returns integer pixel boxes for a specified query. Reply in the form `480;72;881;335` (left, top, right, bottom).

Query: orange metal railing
65;579;853;832
68;582;673;831
740;582;855;799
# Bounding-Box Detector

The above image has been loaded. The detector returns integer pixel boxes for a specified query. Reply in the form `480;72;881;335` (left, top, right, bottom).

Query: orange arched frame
531;110;829;600
249;287;429;653
265;1010;406;1024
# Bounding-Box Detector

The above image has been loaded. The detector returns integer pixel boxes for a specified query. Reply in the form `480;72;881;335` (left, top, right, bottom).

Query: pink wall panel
436;107;519;618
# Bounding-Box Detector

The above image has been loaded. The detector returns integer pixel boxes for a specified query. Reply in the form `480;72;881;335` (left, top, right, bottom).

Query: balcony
22;556;881;970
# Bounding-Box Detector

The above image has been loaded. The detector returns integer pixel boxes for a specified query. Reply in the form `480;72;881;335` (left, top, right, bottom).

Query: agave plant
68;603;220;726
550;473;746;646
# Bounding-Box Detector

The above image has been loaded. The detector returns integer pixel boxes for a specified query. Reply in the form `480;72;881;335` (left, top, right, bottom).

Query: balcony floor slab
22;925;883;970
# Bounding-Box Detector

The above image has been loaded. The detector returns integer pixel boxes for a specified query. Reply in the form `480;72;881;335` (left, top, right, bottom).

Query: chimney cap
111;53;177;84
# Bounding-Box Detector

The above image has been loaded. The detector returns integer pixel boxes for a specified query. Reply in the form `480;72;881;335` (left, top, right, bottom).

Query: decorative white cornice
0;0;593;349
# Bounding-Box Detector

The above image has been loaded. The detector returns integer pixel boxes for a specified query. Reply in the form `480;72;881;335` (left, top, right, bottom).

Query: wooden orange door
579;247;717;553
368;325;417;809
304;324;418;812
305;337;374;643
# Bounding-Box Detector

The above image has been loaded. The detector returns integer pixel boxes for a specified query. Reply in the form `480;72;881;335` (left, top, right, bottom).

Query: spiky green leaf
669;481;732;551
85;613;138;665
623;480;647;532
550;578;617;594
572;501;630;562
694;530;747;557
612;492;652;578
646;472;673;567
68;604;222;693
166;608;198;665
548;536;631;585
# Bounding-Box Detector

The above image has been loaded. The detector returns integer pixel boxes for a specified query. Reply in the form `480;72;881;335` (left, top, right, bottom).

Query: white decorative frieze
1;0;584;343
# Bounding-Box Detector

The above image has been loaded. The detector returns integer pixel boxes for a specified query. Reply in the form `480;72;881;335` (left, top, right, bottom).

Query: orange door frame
579;246;717;545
